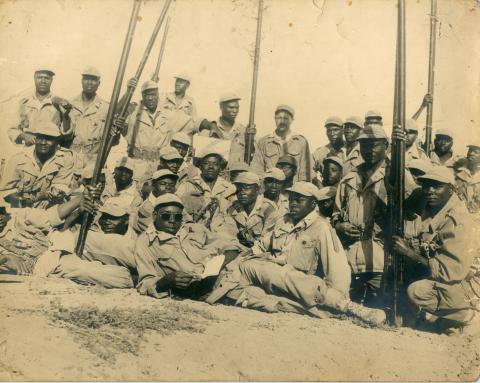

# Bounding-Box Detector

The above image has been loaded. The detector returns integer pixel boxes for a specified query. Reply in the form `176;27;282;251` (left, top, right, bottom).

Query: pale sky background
0;0;479;161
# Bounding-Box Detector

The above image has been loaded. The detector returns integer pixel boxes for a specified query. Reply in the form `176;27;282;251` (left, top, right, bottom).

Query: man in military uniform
161;74;197;118
276;155;297;189
342;116;364;175
316;186;337;220
1;121;75;208
320;156;344;188
313;116;345;180
263;168;288;219
169;132;198;185
227;172;278;248
456;144;480;215
431;129;459;168
8;68;65;146
176;148;236;234
257;105;312;182
405;118;429;166
67;66;109;169
392;168;479;333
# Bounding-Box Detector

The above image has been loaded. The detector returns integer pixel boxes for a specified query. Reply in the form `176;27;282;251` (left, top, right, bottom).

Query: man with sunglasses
227;172;277;248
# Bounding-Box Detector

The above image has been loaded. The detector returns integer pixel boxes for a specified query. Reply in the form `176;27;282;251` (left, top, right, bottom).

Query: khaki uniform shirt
257;131;313;182
342;143;363;176
161;92;197;119
455;167;480;214
253;210;351;293
313;143;346;173
0;147;75;204
431;151;460;168
8;92;60;145
406;142;430;166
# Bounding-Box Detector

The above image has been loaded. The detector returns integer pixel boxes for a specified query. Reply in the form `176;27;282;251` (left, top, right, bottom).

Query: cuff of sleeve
48;206;64;227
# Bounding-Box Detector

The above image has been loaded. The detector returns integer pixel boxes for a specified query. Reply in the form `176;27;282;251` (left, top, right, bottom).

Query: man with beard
1;121;74;208
455;144;480;215
316;186;337;220
227;172;277;248
431;130;459;168
257;105;312;181
392;168;479;334
404;118;429;166
263;168;288;219
276;155;297;189
67;67;109;169
161;74;197;118
321;156;344;188
342;116;364;175
313;117;345;180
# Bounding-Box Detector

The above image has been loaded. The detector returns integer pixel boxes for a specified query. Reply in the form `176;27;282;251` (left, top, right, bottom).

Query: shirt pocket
287;140;302;157
287;237;318;274
264;142;280;158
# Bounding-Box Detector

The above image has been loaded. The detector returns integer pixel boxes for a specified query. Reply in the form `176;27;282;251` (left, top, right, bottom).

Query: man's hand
335;222;361;240
113;115;126;133
422;93;433;107
86;184;103;201
391;125;406;142
127;77;138;89
79;192;96;215
246;124;257;135
0;254;30;275
166;271;197;290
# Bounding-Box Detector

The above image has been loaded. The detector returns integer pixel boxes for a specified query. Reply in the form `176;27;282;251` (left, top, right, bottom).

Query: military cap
34;121;61;137
344;116;364;129
435;129;454;139
174;73;191;83
153;193;184;209
81;164;105;179
324;116;343;127
263;168;286;181
315;186;337;201
152;169;179;181
82;66;101;78
323;155;344;168
275;104;295;118
198;146;225;160
229;162;250;172
467;144;480;150
159;146;183;161
407;159;431;174
219;92;241;104
141;80;159;93
277;155;298;168
286;181;319;197
357;124;388;141
115;157;136;172
417;166;455;185
233;171;261;185
170;132;191;147
99;202;129;217
406;118;419;132
365;110;382;119
35;67;55;76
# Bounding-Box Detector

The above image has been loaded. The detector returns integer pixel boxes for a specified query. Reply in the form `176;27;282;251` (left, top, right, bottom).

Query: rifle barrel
152;16;171;82
425;0;437;156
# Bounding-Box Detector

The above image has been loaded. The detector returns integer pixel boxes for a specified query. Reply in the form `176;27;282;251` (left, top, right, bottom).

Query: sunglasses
159;213;183;222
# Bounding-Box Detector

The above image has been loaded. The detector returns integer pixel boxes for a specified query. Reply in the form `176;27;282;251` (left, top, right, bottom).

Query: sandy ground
0;274;479;382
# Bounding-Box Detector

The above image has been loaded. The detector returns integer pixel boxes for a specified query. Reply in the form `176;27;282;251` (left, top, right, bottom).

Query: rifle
244;0;264;165
152;16;171;83
386;0;407;327
423;0;438;156
75;0;142;256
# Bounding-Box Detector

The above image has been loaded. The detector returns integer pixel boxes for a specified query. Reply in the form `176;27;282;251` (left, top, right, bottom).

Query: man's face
276;163;296;180
421;180;453;208
170;141;189;158
200;155;222;182
35;134;58;157
220;100;239;121
175;78;189;94
235;183;259;207
318;198;335;218
98;213;129;235
343;124;362;144
467;147;480;166
153;205;183;235
322;161;343;186
160;158;183;174
359;139;388;166
0;209;11;233
81;75;100;95
274;111;293;135
434;135;453;155
264;178;283;200
326;125;343;145
34;72;53;94
142;89;159;112
152;176;177;196
406;130;418;147
288;192;316;222
114;167;133;190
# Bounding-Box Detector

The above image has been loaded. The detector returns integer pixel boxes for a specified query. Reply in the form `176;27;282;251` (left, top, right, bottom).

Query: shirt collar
145;224;178;243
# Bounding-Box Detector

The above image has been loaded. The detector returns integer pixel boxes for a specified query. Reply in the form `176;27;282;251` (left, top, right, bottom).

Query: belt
129;147;161;161
71;140;102;153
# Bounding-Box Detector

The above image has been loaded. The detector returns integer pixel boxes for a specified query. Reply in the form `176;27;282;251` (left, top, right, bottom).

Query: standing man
313;116;345;179
456;144;480;214
161;74;197;118
431;129;459;168
405;118;429;166
1;121;74;208
257;105;312;182
8;68;64;146
342;116;364;175
67;67;109;169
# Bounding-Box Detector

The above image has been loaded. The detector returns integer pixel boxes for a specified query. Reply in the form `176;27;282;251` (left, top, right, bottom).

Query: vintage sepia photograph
0;0;479;381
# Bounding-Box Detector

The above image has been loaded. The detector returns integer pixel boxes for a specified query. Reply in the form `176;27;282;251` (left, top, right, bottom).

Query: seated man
208;182;386;326
392;167;479;334
263;168;288;219
1;121;75;208
227;172;277;248
455;144;480;215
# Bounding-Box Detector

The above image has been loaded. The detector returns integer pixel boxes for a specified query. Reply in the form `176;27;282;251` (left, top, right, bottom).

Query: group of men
0;66;479;334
